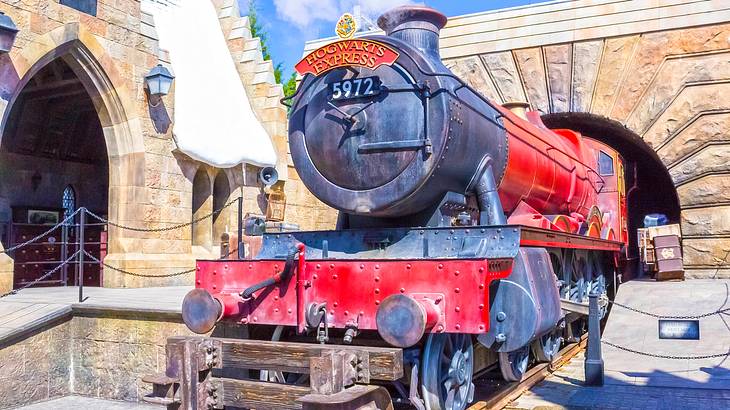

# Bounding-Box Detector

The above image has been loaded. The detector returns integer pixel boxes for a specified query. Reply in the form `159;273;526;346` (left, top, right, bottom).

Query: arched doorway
0;57;109;288
543;112;682;275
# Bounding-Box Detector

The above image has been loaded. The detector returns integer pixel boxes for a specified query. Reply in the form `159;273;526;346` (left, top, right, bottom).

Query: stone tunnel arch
542;112;682;266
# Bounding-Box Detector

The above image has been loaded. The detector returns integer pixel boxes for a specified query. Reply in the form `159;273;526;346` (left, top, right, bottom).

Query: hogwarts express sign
295;39;400;76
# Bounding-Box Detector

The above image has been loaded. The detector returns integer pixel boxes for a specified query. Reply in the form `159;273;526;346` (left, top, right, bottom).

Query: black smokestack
377;6;447;59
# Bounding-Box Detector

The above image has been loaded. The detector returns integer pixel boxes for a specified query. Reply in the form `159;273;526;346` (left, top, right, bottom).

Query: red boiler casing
493;105;599;220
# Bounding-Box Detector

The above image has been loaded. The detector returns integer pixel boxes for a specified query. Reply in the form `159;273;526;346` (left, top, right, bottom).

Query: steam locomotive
182;6;626;409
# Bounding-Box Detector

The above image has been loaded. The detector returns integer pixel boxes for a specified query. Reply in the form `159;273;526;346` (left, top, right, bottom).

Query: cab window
598;151;614;176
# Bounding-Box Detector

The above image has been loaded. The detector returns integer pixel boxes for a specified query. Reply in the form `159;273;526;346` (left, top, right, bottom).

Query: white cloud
273;0;418;31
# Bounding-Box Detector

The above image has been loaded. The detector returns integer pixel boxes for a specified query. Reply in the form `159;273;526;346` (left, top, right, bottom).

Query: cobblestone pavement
508;352;730;410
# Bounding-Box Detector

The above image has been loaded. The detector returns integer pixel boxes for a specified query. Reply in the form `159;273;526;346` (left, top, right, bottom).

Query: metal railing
0;197;244;302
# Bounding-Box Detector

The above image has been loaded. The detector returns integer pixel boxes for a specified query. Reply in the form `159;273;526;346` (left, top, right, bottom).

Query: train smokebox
377;6;447;58
376;294;440;348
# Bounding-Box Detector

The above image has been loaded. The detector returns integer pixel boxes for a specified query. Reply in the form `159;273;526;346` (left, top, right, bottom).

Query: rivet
241;318;249;324
332;274;338;279
454;270;460;276
213;270;217;275
478;304;484;310
344;310;349;316
454;287;460;293
329;310;334;315
360;311;364;316
274;295;279;300
248;264;253;269
400;288;405;293
274;265;278;270
479;283;484;289
375;276;380;282
438;264;444;270
274;308;279;313
375;264;380;270
316;264;321;269
287;308;292;314
479;324;485;330
455;306;461;312
330;264;335;269
313;274;318;279
197;266;201;271
406;264;412;269
375;300;380;305
212;285;217;290
479;267;485;273
455;324;461;330
253;316;258;322
360;264;365;269
224;265;228;269
196;280;201;285
435;296;443;303
333;302;338;307
374;288;380;294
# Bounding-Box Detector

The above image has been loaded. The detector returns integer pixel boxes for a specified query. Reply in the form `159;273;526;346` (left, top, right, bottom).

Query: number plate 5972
329;76;381;101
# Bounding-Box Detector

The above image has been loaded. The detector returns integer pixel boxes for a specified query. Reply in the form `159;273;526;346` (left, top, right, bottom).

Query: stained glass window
62;185;76;221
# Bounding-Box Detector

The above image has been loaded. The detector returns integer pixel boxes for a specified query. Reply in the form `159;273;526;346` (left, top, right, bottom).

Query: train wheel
498;345;530;382
532;332;562;363
421;333;475;410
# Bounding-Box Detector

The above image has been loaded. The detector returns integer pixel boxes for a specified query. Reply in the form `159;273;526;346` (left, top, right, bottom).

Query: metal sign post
585;293;604;386
78;208;85;303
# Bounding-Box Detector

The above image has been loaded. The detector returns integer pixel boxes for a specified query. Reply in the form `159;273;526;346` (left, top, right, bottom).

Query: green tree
248;1;297;98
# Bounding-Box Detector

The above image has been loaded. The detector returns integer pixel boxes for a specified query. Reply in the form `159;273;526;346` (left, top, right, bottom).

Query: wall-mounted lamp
0;12;19;54
144;63;175;105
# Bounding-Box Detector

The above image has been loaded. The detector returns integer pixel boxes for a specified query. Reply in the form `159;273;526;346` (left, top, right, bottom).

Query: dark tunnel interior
542;112;682;272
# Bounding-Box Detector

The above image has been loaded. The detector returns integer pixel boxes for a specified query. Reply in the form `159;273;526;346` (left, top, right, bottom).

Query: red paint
196;257;513;334
295;39;400;76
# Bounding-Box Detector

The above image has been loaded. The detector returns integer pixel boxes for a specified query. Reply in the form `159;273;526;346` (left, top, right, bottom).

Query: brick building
0;0;337;291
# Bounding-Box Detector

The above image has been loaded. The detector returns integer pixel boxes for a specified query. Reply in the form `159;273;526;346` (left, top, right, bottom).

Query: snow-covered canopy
142;0;278;168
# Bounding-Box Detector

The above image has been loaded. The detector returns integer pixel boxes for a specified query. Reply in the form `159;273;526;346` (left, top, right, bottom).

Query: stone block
677;174;730;208
444;56;501;102
681;206;730;237
657;112;730;168
480;51;526;103
590;35;638;116
571;40;602;112
543;44;572;113
513;47;549;113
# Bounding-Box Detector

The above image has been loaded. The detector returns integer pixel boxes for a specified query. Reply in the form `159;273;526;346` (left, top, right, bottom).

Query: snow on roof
142;0;278;169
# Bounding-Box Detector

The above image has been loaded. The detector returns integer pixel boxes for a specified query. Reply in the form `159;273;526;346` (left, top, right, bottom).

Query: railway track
468;334;588;410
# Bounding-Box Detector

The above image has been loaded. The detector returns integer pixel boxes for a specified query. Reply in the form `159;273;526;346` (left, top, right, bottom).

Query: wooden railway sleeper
143;336;402;409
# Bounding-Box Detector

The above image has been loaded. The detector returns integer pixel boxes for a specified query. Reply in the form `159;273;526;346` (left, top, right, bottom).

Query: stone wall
0;0;336;290
0;312;249;408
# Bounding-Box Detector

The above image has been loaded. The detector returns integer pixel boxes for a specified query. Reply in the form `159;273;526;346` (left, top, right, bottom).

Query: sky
238;0;548;78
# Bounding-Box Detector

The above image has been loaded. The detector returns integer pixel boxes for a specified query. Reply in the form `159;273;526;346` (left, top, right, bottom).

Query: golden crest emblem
660;248;675;260
336;13;357;39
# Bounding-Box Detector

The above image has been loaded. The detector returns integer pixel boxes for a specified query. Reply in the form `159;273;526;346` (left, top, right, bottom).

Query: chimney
377;6;447;59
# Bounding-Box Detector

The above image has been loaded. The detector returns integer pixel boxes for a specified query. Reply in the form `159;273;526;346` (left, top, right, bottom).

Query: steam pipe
475;164;507;225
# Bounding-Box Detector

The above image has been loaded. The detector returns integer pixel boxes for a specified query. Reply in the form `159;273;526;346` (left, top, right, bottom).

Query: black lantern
144;64;175;98
0;12;19;54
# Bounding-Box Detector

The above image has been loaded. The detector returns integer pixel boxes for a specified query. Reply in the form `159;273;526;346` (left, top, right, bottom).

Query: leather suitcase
654;234;684;281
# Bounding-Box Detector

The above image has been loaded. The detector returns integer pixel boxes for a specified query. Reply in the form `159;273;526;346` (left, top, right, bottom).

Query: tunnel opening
542;112;681;274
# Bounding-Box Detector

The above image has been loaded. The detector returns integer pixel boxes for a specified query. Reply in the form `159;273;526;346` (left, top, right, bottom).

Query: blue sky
238;0;547;78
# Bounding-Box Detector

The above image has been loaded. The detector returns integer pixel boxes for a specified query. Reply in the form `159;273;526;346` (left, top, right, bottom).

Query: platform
0;286;190;346
602;279;730;389
509;351;730;409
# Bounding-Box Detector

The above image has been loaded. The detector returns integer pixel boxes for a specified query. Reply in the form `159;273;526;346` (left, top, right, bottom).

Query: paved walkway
0;286;190;344
14;395;158;409
510;351;730;409
602;279;730;389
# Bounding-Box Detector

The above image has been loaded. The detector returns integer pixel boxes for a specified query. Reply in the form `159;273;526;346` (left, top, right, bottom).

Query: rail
0;197;245;302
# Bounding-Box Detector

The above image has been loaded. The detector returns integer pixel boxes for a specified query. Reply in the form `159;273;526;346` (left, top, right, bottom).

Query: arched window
192;168;212;248
62;185;76;220
213;171;231;245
